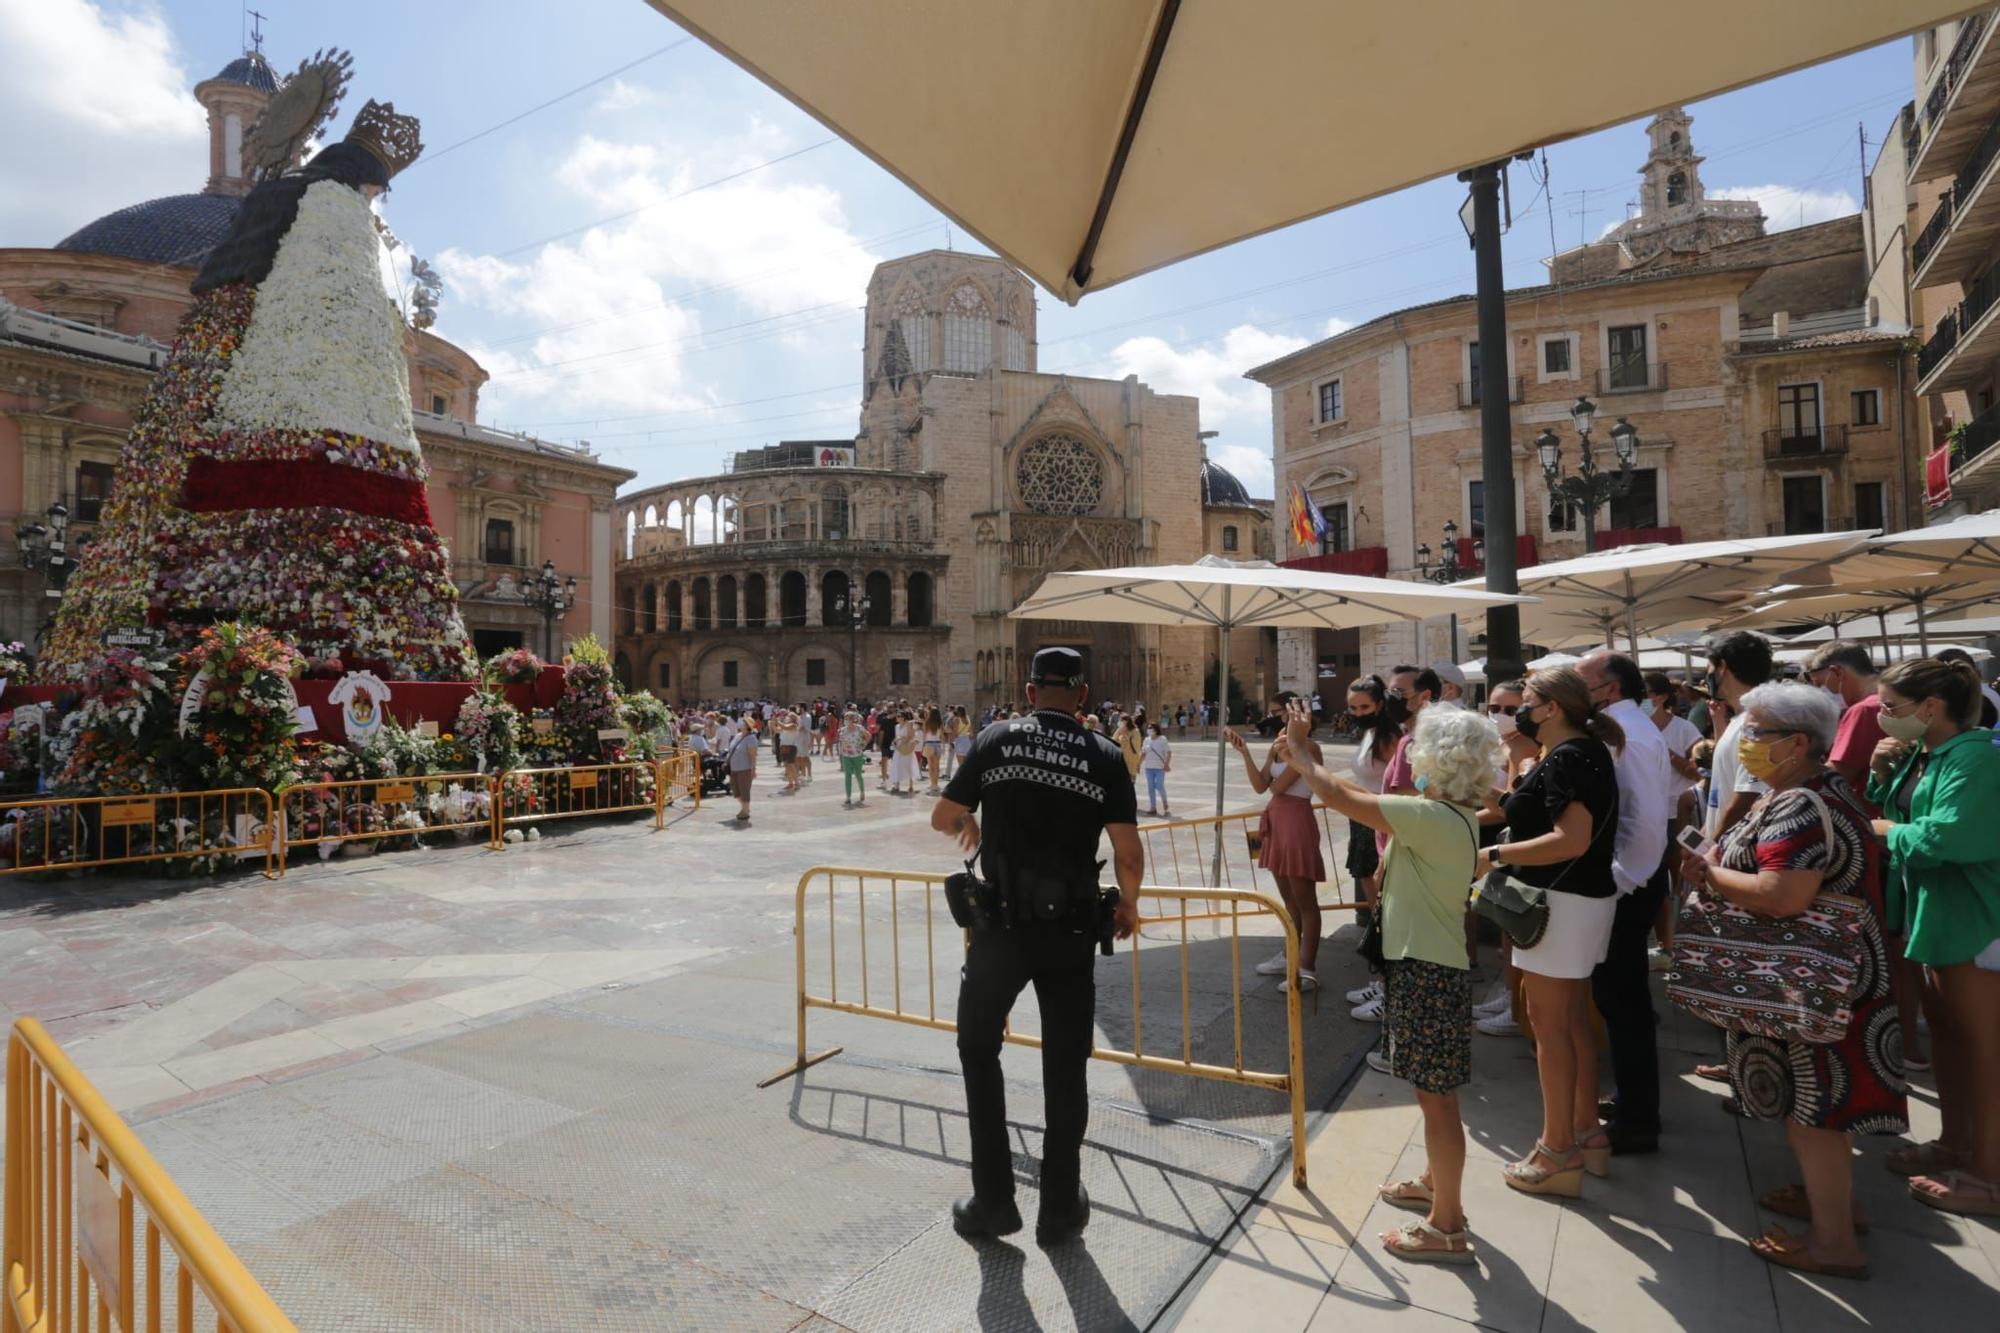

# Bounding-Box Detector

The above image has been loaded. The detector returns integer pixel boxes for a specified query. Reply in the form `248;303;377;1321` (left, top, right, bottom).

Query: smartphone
1675;824;1713;858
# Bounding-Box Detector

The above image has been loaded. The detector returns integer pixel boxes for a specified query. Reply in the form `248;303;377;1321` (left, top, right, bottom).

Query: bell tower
1638;107;1704;220
1604;106;1764;267
193;51;278;198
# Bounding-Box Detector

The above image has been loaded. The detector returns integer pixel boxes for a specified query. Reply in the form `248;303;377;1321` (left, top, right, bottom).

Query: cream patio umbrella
1461;532;1874;652
1007;556;1533;824
640;1;1963;304
1808;512;2000;652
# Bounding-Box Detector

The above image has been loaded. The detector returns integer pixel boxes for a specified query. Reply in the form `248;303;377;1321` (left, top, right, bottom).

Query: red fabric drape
183;456;435;527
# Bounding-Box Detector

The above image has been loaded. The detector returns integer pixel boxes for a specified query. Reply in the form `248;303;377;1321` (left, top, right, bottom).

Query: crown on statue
344;100;423;179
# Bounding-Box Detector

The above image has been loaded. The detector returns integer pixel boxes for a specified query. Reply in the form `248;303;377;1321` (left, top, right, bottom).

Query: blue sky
5;0;1917;498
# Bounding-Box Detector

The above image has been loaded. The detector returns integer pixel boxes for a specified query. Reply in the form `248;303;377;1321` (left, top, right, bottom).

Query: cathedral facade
614;251;1243;709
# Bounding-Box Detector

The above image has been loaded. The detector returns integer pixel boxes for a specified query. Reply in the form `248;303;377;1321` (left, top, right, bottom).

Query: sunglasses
1487;704;1518;716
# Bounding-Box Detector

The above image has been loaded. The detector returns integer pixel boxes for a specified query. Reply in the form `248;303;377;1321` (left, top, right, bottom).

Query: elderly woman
1281;699;1498;1265
1680;682;1905;1280
1868;657;2000;1218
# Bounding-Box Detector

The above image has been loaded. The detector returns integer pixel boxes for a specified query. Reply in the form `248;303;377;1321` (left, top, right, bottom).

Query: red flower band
182;456;434;527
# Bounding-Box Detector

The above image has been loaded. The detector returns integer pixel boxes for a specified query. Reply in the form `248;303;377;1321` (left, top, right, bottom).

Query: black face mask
1515;703;1544;742
1349;709;1377;724
1379;693;1411;730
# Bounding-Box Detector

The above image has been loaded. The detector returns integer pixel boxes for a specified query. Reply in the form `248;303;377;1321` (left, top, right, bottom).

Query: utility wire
416;39;695;167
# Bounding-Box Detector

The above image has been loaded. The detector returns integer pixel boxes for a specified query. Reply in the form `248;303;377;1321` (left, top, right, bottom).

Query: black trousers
1592;858;1669;1131
956;921;1098;1207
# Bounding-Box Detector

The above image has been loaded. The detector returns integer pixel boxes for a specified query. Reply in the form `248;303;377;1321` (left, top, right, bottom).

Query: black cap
1029;646;1086;687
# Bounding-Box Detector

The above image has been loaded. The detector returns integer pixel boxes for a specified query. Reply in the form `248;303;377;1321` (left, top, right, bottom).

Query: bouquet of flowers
519;708;567;766
180;623;305;793
357;715;442;777
483;647;543;687
454;690;519;772
0;641;30;682
619;690;671;740
54;650;180;795
555;651;620;760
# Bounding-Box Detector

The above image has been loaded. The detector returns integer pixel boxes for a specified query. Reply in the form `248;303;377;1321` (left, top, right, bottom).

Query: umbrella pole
1211;603;1232;886
1877;610;1893;658
1916;592;1931;656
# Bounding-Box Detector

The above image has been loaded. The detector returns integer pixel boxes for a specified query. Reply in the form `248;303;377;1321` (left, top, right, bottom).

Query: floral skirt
1384;958;1472;1094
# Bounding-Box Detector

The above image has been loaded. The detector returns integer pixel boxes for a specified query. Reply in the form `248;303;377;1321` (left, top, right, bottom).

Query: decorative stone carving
1015;433;1104;516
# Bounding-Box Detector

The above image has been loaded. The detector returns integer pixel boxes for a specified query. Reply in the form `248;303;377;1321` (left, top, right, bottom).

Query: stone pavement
1164;987;2000;1332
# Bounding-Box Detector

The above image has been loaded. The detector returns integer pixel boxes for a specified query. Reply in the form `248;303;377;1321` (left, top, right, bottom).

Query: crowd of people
1227;635;1999;1275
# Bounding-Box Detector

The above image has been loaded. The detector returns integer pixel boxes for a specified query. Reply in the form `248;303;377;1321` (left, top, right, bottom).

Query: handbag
1471;798;1611;949
1666;787;1873;1045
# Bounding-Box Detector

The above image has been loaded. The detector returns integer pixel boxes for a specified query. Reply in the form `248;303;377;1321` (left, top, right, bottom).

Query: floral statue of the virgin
41;51;477;682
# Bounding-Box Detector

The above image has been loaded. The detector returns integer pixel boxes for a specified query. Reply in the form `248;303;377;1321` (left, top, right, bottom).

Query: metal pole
1210;611;1232;886
1449;612;1460;664
1461;161;1523;683
1915;592;1932;656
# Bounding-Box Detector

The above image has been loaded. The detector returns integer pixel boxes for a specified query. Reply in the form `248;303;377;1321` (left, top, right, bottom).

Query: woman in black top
1473;667;1623;1200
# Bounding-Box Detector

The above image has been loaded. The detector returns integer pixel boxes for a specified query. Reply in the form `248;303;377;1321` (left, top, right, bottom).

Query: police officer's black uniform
941;648;1135;1243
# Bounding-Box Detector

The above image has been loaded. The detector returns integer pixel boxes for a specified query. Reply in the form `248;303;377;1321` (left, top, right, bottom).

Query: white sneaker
1350;994;1385;1022
1346;979;1383;1005
1365;1049;1392;1075
1476;1009;1521;1037
1472;990;1510;1018
1254;952;1290;977
1279;970;1318;994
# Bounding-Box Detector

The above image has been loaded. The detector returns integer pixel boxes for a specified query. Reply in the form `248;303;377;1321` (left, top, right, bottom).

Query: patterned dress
1721;772;1908;1133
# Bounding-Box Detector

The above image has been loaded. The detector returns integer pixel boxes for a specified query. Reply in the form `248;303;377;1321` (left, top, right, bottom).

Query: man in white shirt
1703;632;1774;841
1578;650;1673;1154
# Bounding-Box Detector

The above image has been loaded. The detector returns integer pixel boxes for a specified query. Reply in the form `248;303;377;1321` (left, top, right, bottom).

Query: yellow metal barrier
657;749;702;810
495;761;662;840
1138;803;1359;916
0;790;276;882
4;1019;295;1333
275;773;494;874
760;867;1311;1188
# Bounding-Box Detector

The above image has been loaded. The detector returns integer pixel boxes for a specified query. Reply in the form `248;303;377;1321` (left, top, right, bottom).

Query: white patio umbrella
1460;532;1873;652
1806;512;2000;653
1526;651;1582;670
1007;556;1534;826
641;1;1958;303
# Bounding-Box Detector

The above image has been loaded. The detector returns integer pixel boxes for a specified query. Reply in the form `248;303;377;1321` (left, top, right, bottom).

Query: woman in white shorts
1475;667;1622;1200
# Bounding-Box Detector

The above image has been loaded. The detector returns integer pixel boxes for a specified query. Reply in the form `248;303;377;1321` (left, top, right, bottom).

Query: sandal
1693;1062;1729;1084
1908;1169;2000;1217
1758;1183;1868;1234
1377;1177;1433;1212
1748;1225;1868;1281
1380;1218;1477;1265
1885;1140;1965;1178
1503;1139;1584;1198
1573;1124;1611;1179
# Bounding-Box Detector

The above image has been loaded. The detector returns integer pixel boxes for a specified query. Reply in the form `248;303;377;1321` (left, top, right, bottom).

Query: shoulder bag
1470;786;1613;950
1666;786;1874;1045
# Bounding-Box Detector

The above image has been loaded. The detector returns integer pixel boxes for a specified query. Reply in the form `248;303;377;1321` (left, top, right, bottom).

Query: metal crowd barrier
495;761;662;839
760;866;1311;1188
3;1020;295;1333
1138;803;1360;917
657;748;703;810
275;772;493;872
0;790;277;881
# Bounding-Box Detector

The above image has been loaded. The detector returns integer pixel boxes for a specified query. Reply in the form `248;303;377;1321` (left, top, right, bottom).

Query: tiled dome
212;53;279;92
54;193;243;267
1200;457;1253;508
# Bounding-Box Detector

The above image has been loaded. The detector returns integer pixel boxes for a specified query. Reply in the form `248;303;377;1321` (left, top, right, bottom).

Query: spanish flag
1288;482;1317;550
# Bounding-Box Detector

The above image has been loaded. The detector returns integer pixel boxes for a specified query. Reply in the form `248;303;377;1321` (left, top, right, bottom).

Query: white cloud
593;79;660;113
1709;185;1859;232
1105;323;1307;500
1324;317;1356;337
0;0;205;244
435;126;880;425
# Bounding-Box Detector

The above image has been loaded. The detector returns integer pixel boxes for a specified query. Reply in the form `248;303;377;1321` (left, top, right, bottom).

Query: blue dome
55;193;243;267
212;53;278;92
1200;457;1253;508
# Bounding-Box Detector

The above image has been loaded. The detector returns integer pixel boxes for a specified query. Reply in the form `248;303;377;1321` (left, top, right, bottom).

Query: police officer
931;646;1142;1244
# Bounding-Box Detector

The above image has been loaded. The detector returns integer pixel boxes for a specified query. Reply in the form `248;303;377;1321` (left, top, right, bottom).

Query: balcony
1950;399;2000;488
1912;106;2000;285
1908;10;2000;184
1455;376;1522;409
1761;424;1850;463
1595;362;1668;395
1917;263;2000;393
1280;547;1389;578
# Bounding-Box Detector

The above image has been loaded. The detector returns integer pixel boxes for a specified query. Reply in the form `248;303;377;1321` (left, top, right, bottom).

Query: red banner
1927;445;1955;510
183;457;435;528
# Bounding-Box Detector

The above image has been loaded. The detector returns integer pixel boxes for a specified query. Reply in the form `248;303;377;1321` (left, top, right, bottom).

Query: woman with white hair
1281;699;1499;1265
1680;681;1905;1280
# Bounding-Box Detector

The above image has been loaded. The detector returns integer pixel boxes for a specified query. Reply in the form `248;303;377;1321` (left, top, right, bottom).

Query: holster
944;865;1002;932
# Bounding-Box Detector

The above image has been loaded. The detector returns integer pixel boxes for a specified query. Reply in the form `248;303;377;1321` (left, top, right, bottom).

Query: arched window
907;572;933;627
665;581;682;632
821;570;850;626
644;503;659;527
642;584;657;633
693;495;716;545
717;496;739;543
614;653;633;690
716;575;737;626
745;573;768;628
822;483;850;541
1222;525;1239;552
624;511;636;560
692;577;712;630
943;283;991;373
864;570;892;626
1666;171;1687;206
665;500;683;536
779;570;807;626
893;285;930;372
620;586;636;636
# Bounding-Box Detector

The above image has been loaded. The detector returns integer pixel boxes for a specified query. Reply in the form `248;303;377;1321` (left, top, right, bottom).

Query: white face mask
1640;699;1657;717
1491;710;1518;736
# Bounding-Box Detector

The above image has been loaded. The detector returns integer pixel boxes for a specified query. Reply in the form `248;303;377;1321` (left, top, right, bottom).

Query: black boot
1604;1120;1661;1155
951;1195;1023;1239
1035;1185;1091;1246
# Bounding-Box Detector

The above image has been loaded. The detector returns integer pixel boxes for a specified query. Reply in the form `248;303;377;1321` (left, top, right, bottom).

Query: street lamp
1537;397;1639;553
1415;519;1485;662
16;501;73;645
832;583;872;703
520;558;576;660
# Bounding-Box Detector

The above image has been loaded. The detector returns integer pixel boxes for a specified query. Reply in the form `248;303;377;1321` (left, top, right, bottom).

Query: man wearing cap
931;646;1143;1245
1431;661;1468;707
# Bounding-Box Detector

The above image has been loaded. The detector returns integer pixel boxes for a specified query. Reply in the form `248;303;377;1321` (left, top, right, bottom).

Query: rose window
1015;434;1104;515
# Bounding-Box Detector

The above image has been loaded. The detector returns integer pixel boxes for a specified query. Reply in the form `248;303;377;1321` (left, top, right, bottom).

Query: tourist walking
724;717;758;823
891;711;921;794
1140;722;1172;816
837;709;869;807
1680;682;1907;1278
1474;668;1621;1199
1225;715;1326;992
1281;699;1495;1263
923;705;947;794
1869;657;2000;1219
1115;714;1143;782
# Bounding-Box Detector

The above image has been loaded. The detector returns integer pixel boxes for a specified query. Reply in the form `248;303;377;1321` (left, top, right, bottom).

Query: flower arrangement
180;623;304;792
519;709;567;766
619;690;671;742
555;653;620;759
567;633;611;668
357;715;443;777
483;647;543;686
54;650;181;795
454;690;519;771
0;641;29;681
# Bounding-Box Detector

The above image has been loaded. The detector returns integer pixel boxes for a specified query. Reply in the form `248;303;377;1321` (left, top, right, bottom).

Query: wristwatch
1491;844;1505;866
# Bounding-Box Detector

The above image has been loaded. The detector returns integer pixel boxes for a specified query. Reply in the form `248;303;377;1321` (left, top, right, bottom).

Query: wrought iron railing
1455;375;1522;408
1952;400;2000;475
1596;361;1669;394
1761;424;1850;461
1910;10;1993;177
1914;106;2000;275
1919;263;2000;385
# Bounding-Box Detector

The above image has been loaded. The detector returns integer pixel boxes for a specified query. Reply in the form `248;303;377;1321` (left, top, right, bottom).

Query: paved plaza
1;736;1995;1329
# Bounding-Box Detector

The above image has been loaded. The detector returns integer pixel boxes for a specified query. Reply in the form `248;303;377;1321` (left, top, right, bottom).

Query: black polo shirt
944;708;1136;882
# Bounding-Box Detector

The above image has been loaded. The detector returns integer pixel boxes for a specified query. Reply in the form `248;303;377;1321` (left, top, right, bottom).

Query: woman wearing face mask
1680;682;1905;1278
1341;677;1405;1014
1471;681;1540;1036
1472;668;1621;1197
1868;658;2000;1219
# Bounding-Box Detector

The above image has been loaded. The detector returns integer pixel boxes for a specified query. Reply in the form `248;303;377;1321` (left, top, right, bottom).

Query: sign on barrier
4;1018;297;1331
760;866;1312;1188
0;789;276;881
